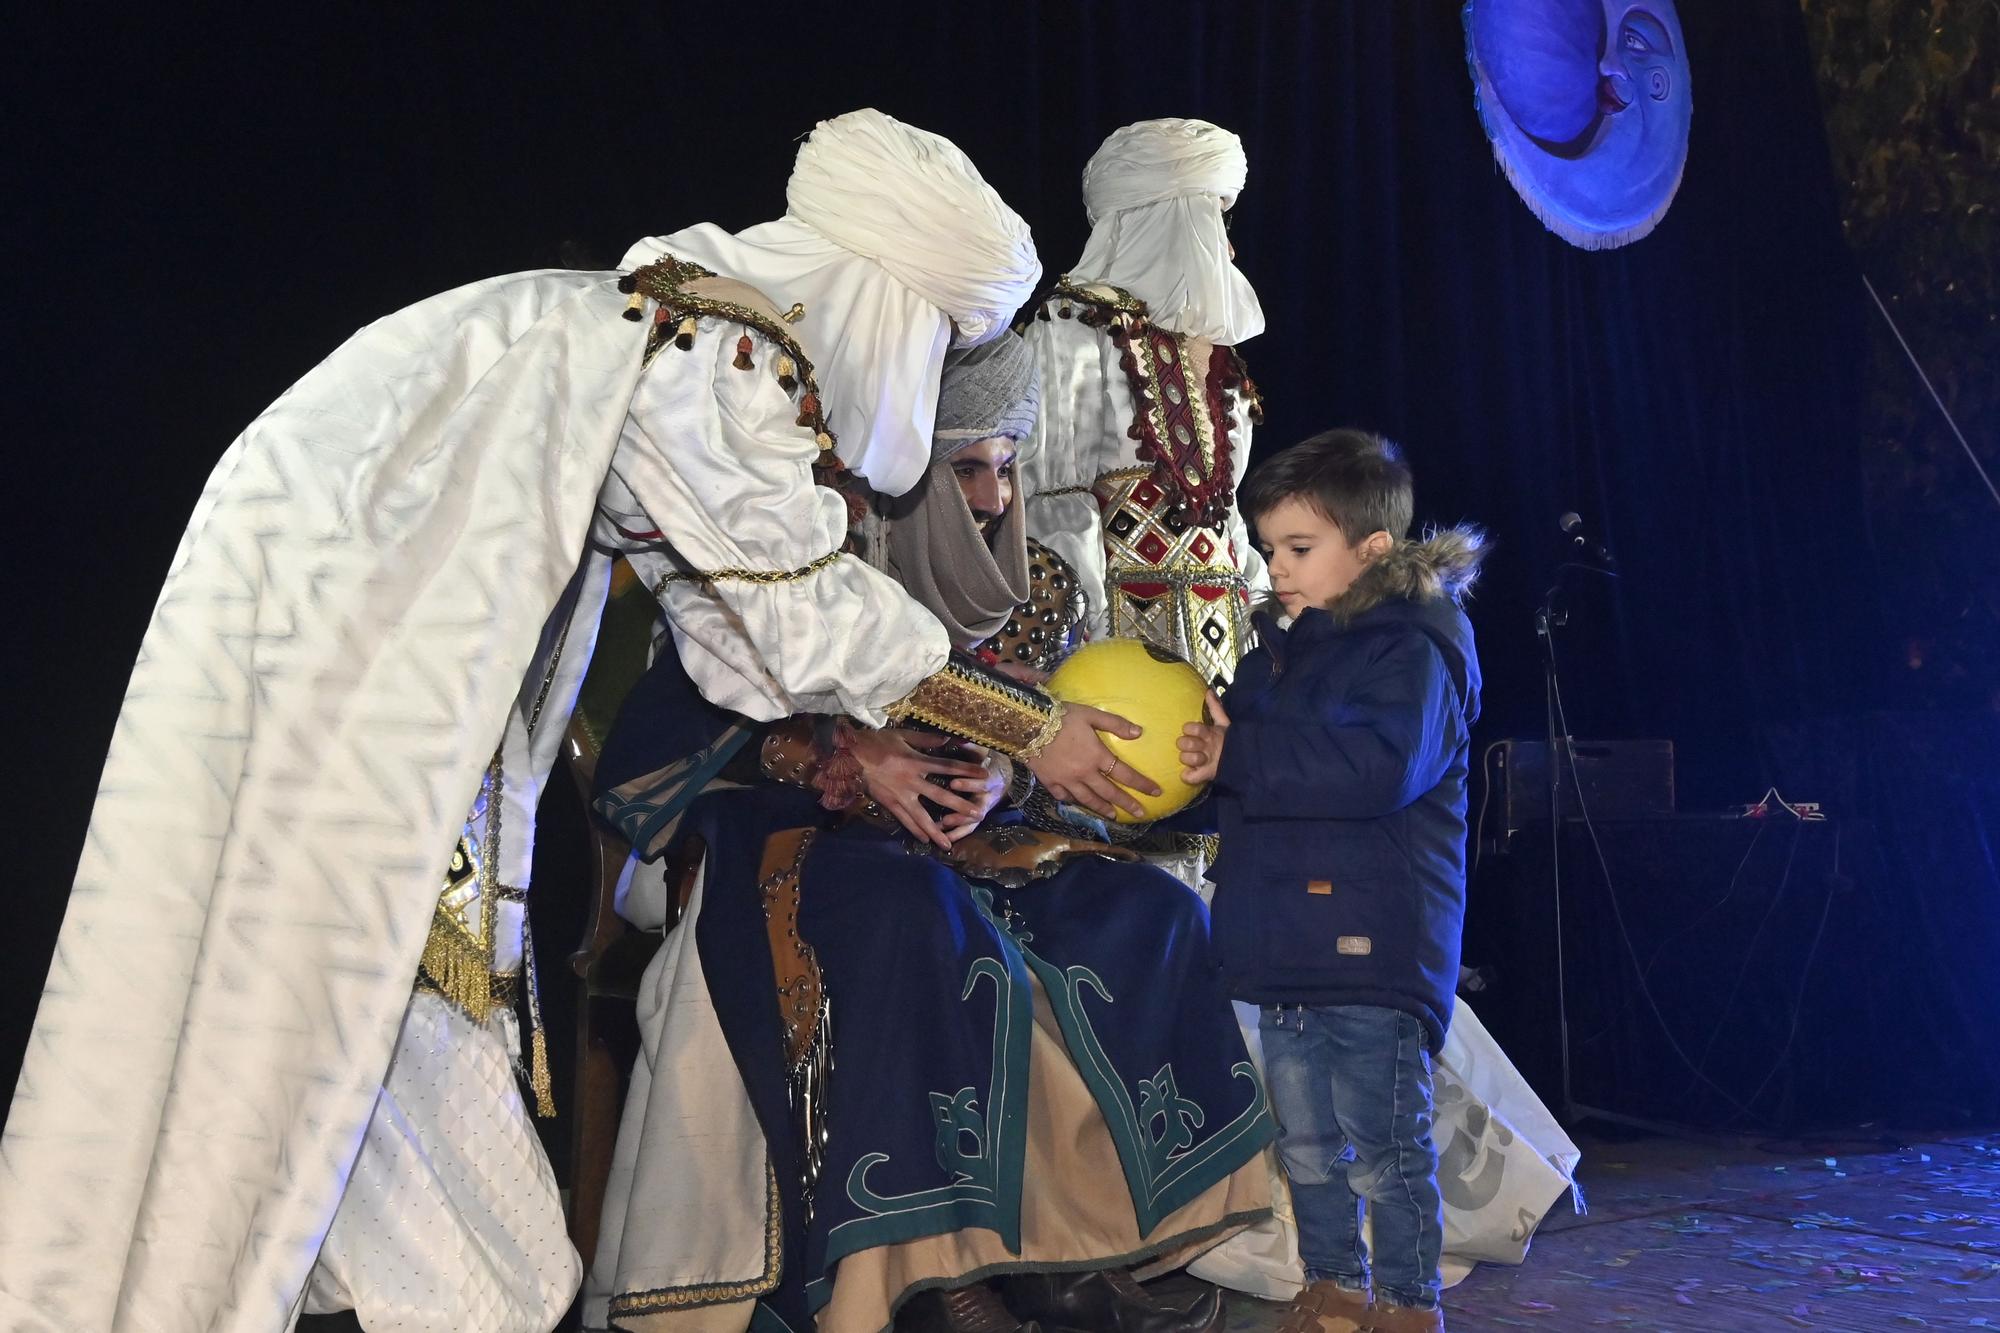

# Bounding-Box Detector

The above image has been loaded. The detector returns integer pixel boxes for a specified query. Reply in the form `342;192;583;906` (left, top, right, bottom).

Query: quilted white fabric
302;993;579;1332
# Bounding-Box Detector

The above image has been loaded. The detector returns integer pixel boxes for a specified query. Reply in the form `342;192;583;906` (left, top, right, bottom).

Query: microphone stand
1538;560;1676;1136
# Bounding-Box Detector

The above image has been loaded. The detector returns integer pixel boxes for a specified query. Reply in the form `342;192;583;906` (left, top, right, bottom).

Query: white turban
1072;118;1265;345
788;108;1042;347
624;109;1041;497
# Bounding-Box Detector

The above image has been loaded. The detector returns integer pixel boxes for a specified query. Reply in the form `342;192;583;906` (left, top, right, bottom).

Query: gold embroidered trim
1095;466;1154;485
418;759;503;1023
1014;699;1067;762
629;253;836;452
653;547;845;591
417;614;571;1114
608;1162;784;1314
1029;484;1097;499
886;659;1058;756
1049;275;1148;318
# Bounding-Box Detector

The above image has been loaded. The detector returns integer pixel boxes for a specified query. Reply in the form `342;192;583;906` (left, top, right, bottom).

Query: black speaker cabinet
1465;817;1864;1131
1487;739;1675;852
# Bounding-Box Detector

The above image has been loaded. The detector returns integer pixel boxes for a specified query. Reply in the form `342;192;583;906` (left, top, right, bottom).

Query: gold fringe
419;909;497;1024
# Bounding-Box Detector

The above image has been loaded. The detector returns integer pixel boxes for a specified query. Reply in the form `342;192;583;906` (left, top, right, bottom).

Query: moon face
1466;0;1692;247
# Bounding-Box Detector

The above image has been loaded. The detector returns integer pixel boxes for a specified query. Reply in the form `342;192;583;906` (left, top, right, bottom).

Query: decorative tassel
622;290;646;322
816;431;835;451
521;911;556;1118
776;354;798;393
733;333;755;371
529;1026;555;1119
674;315;697;351
796;391;820;429
1058;302;1073;319
617;274;638;294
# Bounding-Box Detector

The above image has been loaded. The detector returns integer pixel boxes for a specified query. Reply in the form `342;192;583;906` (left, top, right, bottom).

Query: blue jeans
1259;1004;1442;1310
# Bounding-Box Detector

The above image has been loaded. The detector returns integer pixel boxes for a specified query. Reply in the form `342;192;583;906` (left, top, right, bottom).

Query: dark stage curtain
13;4;1983;1128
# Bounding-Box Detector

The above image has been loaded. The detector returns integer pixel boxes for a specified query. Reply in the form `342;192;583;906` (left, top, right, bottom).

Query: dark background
8;4;1996;1131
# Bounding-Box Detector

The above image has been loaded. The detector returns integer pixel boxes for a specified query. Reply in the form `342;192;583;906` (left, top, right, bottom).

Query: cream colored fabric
299;994;579;1332
583;867;777;1333
789;108;1040;350
599;317;949;726
1074;119;1263;345
626;110;1040;498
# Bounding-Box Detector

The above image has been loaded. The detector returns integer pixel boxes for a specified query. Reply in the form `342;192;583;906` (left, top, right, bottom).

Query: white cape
0;270;648;1332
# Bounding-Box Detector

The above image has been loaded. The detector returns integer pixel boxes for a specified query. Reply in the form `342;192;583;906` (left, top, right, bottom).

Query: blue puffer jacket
1207;528;1485;1052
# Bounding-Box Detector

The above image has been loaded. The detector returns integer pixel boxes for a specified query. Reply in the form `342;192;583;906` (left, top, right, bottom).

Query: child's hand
1179;690;1231;785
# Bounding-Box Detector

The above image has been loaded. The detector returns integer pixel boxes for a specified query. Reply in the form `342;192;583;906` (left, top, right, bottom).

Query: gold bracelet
1013;699;1067;763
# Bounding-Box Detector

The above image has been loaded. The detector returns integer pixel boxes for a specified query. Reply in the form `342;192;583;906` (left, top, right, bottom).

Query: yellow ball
1045;639;1211;823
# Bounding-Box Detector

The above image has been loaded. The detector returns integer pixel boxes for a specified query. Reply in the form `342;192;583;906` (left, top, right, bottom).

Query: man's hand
1024;705;1162;821
1178;690;1231;785
938;746;1008;840
849;728;992;850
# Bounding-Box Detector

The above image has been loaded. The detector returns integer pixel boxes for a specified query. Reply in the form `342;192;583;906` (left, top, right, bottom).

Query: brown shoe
1362;1300;1443;1333
1276;1280;1372;1333
901;1284;1045;1333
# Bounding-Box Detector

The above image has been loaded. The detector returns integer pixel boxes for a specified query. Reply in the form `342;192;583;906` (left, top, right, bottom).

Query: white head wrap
1072;118;1265;345
621;109;1040;498
790;108;1041;347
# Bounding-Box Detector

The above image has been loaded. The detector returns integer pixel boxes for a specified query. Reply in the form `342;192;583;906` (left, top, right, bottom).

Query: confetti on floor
1153;1130;2000;1333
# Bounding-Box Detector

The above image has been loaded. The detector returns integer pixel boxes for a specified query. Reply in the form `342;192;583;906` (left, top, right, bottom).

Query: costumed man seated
584;332;1276;1333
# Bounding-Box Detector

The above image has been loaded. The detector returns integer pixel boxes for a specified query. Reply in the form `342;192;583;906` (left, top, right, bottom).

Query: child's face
1255;497;1390;616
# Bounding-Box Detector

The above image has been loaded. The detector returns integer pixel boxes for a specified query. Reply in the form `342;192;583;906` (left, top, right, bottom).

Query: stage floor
1167;1128;2000;1331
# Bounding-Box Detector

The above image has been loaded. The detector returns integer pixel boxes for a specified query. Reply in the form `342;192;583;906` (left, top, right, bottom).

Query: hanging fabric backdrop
12;1;1993;1135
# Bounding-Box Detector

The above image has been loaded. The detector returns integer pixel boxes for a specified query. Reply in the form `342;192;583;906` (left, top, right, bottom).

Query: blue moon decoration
1464;0;1693;249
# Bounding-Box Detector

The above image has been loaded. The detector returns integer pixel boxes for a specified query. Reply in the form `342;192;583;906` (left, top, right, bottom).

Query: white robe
0;270;946;1333
1016;302;1268;649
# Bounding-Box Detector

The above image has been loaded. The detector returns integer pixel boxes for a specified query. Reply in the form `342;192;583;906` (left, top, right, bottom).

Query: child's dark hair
1239;428;1414;544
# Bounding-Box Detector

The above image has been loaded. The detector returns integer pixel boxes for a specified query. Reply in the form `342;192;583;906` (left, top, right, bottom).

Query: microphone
1558;511;1618;569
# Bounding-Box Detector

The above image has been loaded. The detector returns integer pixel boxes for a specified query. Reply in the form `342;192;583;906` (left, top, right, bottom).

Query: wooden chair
557;561;680;1270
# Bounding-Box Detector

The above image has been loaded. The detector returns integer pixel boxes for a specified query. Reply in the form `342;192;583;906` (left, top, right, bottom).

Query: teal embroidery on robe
1138;1064;1207;1176
1022;958;1273;1236
825;945;1031;1270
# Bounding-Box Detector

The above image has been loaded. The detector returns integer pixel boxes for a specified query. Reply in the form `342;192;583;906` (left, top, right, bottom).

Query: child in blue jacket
1180;429;1484;1333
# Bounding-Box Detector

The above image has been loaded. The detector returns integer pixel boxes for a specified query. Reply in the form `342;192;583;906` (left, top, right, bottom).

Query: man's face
951;436;1017;536
1255;496;1389;616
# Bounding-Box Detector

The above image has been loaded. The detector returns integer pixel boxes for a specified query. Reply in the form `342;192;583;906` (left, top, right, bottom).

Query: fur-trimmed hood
1325;524;1488;624
1254;522;1487;727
